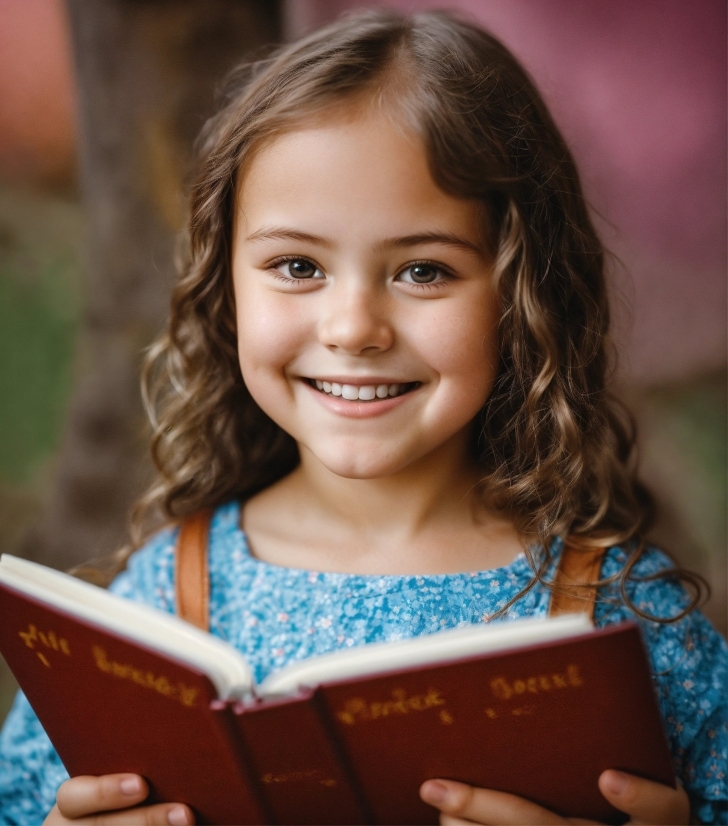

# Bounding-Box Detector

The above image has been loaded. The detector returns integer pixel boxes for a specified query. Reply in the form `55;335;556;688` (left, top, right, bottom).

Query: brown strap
174;509;213;632
548;542;607;620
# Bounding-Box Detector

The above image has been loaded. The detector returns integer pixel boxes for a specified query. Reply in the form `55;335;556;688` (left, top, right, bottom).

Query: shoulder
108;502;243;612
107;523;178;612
593;543;726;677
597;543;696;621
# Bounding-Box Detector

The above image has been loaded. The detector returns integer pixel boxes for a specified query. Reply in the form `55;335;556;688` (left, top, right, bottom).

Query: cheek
235;295;308;431
415;295;500;399
235;292;307;375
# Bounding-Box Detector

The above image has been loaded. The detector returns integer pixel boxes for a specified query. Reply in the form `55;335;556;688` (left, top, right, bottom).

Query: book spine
207;700;274;825
311;688;376;825
234;691;370;825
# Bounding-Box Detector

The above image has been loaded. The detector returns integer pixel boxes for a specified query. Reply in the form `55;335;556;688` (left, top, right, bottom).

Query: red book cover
0;582;266;825
317;624;674;824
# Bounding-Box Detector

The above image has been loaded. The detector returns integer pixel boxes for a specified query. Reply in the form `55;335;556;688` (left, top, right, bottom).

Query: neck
292;430;480;543
243;427;523;574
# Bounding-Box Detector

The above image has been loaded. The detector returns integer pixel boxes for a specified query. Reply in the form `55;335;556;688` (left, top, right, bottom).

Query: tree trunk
22;0;281;571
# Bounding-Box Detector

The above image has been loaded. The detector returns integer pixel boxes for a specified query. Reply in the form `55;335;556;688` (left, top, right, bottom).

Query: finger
56;775;149;818
420;779;569;825
440;816;478;826
598;771;690;825
66;803;192;826
50;801;194;826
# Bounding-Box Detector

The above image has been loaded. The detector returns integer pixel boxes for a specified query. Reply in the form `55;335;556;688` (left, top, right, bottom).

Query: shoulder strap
548;542;607;620
174;509;213;632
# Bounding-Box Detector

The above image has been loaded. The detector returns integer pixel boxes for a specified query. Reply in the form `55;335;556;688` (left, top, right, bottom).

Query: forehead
235;109;484;244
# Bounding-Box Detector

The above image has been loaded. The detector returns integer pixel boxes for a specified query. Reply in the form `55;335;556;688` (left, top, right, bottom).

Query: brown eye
398;263;445;284
276;258;322;279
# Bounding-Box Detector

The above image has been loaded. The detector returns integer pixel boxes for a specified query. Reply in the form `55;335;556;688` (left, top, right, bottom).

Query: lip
301;378;421;419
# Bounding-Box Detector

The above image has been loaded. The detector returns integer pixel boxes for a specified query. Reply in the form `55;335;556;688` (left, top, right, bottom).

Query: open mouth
306;379;420;402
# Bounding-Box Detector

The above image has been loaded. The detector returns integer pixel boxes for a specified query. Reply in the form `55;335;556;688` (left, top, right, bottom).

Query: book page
0;554;253;700
258;613;593;697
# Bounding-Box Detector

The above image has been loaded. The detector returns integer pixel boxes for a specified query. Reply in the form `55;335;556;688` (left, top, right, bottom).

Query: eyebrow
245;228;335;247
380;232;483;256
245;227;483;255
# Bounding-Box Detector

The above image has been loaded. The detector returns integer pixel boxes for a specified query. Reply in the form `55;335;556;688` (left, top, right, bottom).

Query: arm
0;690;69;825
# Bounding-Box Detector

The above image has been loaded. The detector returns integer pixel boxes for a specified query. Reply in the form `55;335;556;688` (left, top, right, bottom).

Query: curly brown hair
98;8;703;619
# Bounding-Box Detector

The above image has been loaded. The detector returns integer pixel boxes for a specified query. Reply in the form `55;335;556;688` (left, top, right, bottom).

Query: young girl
1;9;726;825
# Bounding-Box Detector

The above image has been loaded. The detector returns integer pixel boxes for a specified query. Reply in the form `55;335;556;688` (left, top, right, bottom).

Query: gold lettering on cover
92;646;199;708
489;664;583;701
18;624;72;666
261;770;337;787
18;624;37;649
439;709;454;725
511;704;536;716
484;707;499;719
177;685;199;708
336;688;445;726
490;678;512;700
566;664;583;686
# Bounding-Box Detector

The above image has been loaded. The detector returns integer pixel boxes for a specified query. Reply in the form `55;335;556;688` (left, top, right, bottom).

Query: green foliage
647;372;727;554
0;187;82;486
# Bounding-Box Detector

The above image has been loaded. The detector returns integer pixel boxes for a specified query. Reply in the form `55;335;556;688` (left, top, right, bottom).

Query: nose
317;285;394;355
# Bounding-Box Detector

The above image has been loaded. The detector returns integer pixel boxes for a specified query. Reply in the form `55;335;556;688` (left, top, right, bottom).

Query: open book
0;553;673;825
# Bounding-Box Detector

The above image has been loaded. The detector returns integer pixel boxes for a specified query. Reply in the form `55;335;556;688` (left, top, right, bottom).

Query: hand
43;774;195;825
420;769;690;825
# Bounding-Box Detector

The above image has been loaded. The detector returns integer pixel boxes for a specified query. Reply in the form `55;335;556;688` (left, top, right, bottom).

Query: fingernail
603;770;629;795
119;776;142;795
420;779;450;805
167;805;190;825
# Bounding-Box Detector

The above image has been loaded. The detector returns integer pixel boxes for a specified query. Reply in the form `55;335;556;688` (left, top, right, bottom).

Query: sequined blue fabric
1;501;726;824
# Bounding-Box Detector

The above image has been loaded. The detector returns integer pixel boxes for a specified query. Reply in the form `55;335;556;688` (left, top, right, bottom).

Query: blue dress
1;501;726;824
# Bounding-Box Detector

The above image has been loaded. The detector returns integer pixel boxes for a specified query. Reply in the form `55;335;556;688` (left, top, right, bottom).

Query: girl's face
232;107;499;480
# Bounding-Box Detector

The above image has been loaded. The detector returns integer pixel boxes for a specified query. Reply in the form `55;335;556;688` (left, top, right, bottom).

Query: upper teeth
314;380;403;400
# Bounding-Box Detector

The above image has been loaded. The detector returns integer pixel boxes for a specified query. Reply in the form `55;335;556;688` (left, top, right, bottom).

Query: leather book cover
0;572;674;826
316;623;674;825
0;581;265;825
234;691;367;824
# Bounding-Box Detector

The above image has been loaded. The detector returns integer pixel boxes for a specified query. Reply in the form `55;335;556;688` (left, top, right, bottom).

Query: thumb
598;771;690;824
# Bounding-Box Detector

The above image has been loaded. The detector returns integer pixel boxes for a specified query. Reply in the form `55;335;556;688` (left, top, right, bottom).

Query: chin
314;445;415;480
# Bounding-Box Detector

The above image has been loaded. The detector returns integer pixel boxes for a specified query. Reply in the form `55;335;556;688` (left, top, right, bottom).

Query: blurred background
0;0;725;726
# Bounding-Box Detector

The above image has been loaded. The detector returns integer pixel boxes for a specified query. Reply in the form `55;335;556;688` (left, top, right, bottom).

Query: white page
0;554;253;701
2;555;594;703
259;613;593;697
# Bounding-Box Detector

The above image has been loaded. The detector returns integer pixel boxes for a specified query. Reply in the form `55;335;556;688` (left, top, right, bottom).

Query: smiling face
231;107;500;481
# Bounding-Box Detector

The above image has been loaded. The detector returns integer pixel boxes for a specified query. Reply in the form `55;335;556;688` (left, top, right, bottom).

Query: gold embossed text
92;646;199;708
336;688;445;726
490;664;583;701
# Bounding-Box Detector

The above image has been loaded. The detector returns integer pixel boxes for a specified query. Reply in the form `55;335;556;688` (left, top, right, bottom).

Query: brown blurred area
0;0;725;725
